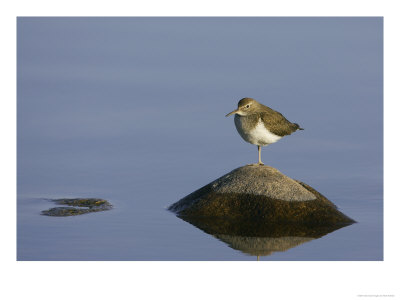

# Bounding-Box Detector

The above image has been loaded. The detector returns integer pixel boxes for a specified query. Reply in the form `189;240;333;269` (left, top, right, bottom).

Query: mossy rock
169;165;355;225
41;198;112;217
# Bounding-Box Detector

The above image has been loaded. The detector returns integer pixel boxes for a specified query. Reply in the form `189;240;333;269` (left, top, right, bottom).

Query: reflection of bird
226;98;303;165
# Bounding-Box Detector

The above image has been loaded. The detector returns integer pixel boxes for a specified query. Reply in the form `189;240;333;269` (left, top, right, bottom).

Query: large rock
169;165;354;225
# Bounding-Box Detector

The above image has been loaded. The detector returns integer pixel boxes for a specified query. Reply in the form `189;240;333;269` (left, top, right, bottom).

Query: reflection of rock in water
179;216;352;258
215;235;314;257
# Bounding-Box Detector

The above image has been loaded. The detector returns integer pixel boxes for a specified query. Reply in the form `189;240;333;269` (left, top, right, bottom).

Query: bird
226;97;303;165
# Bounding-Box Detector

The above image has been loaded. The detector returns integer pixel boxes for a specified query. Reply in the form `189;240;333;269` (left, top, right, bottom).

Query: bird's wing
259;110;300;137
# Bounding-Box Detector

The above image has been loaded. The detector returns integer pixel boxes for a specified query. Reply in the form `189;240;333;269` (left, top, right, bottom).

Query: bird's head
225;98;259;117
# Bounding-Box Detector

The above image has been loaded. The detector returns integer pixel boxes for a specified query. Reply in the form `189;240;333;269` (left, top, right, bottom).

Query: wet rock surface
41;198;112;216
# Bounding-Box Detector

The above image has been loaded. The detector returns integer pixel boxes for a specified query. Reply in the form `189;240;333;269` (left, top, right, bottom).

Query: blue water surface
17;17;383;260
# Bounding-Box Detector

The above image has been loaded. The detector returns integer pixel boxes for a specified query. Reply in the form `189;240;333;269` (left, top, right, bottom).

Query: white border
2;1;399;299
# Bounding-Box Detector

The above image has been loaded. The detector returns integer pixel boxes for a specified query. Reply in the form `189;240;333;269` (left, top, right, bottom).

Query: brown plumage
226;97;304;165
236;98;303;137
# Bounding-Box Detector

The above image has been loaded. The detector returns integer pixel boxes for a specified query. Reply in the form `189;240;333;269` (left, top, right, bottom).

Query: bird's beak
225;109;239;117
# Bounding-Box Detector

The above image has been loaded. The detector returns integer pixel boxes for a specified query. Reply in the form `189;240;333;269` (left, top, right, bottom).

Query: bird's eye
246;105;250;108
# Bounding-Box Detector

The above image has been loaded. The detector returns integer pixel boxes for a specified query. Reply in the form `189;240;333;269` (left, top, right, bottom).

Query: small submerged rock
41;198;112;217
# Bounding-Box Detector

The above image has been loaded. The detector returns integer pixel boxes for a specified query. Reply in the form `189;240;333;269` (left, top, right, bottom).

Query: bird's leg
258;145;264;165
247;146;265;166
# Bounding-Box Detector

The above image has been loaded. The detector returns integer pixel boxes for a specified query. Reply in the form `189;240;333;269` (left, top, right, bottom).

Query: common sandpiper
226;97;303;165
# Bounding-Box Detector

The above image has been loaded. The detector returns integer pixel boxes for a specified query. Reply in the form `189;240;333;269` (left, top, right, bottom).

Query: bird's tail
294;123;304;130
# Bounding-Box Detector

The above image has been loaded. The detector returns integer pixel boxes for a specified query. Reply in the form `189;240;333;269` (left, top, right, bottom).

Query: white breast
235;117;282;146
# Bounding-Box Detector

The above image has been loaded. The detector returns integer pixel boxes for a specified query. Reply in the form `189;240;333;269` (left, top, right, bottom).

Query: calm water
17;17;383;260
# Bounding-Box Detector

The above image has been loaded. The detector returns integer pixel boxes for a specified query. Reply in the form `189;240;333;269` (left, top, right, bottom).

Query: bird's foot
246;162;264;166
